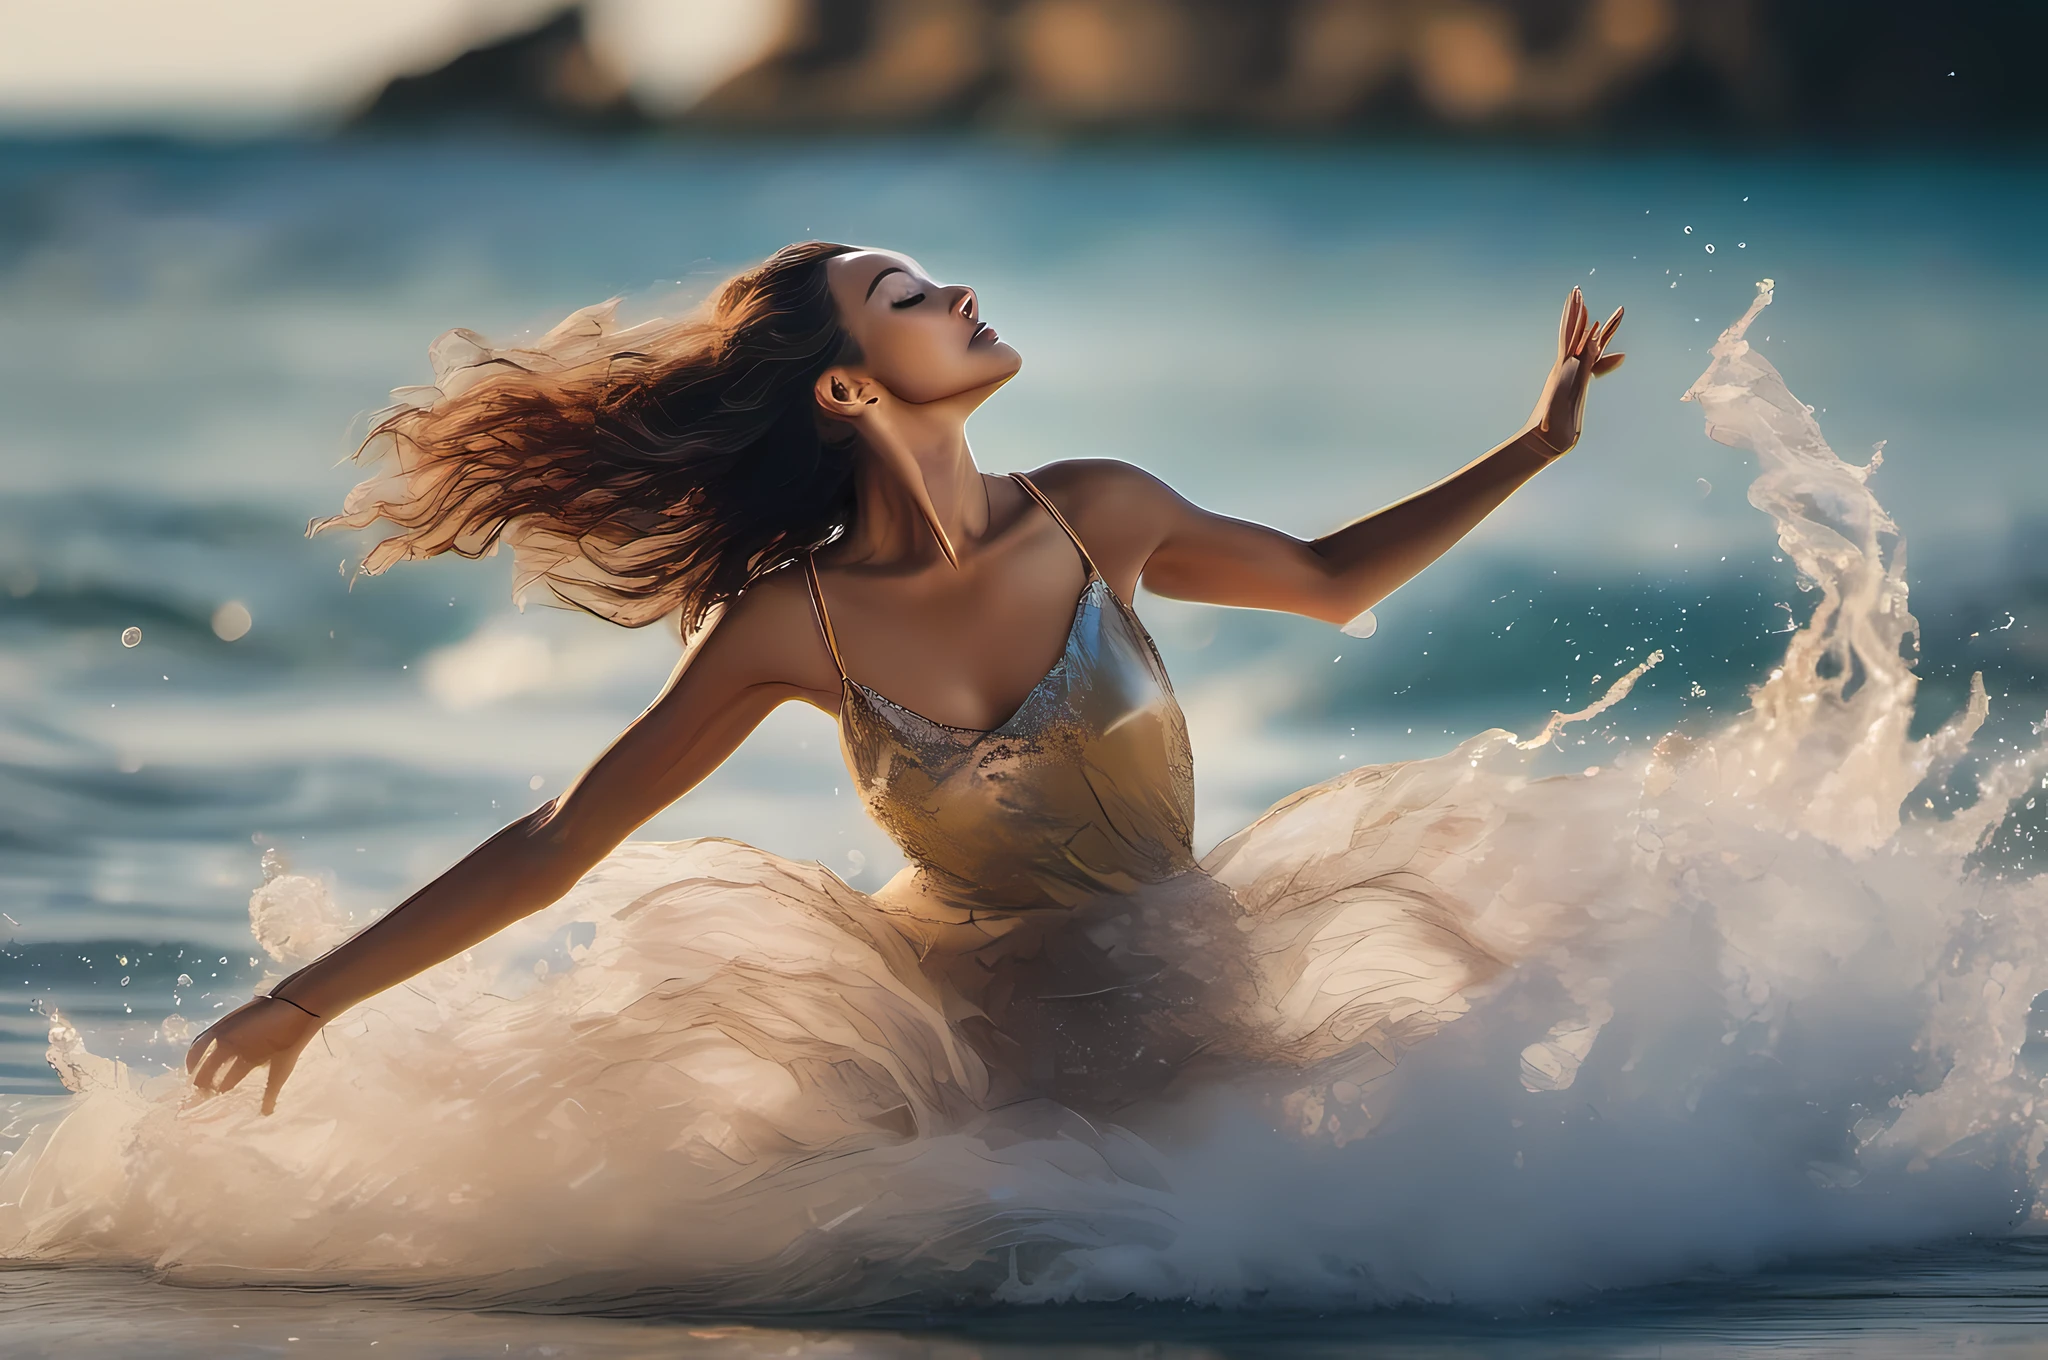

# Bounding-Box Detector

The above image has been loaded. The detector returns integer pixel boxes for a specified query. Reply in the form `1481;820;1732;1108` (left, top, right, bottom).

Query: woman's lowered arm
184;569;837;1112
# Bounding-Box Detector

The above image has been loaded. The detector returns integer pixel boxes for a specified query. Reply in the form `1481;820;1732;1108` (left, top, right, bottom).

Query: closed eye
890;292;927;309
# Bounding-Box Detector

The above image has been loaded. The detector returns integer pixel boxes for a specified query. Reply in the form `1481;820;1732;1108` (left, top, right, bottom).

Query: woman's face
824;249;1022;405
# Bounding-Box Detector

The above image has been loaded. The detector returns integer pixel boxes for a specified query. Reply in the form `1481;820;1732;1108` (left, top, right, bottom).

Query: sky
0;0;787;129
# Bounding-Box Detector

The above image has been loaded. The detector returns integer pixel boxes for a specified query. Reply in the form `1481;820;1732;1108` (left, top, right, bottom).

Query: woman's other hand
185;995;322;1116
1528;287;1625;457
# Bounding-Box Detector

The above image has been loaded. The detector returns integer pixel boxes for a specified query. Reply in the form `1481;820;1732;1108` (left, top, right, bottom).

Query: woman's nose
951;286;977;321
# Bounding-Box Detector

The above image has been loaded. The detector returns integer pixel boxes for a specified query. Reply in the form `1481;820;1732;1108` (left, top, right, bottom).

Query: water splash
1514;648;1663;750
247;871;353;968
2;285;2044;1311
1676;281;2015;858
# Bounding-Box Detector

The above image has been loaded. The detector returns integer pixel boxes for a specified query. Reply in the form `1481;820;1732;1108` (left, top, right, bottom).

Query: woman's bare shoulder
1025;458;1186;528
681;562;840;702
1024;458;1177;506
1022;460;1190;582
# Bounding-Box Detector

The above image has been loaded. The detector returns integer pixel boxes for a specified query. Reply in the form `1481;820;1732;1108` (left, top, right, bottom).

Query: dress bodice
807;474;1196;917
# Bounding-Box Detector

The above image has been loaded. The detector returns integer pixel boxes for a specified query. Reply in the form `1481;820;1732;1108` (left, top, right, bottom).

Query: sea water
2;139;2048;1355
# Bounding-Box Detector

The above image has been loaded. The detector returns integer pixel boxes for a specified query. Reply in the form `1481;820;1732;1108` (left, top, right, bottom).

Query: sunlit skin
186;247;1623;1114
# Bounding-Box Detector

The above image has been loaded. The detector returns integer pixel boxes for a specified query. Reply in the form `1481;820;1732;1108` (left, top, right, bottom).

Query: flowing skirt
0;740;1591;1304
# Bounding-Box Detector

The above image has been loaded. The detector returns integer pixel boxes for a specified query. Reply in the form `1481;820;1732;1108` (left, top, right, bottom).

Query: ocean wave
1;285;2044;1312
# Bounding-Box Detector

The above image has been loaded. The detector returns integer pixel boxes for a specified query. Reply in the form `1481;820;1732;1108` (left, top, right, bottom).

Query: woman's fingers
188;1041;302;1110
1593;352;1626;376
216;1055;256;1093
1574;326;1601;387
1563;287;1590;355
1582;307;1621;371
190;1042;233;1092
1560;293;1623;363
261;1049;302;1117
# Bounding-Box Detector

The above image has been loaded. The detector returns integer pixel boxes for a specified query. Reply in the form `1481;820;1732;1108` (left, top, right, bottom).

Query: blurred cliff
352;10;648;134
350;0;2044;139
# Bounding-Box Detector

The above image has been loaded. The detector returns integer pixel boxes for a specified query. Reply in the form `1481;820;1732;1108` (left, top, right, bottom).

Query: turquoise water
2;138;2047;1353
5;1242;2048;1356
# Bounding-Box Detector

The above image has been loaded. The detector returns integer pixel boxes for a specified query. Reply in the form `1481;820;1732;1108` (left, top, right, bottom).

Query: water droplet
1738;242;1747;249
528;775;544;791
211;601;252;642
120;627;142;648
1341;609;1377;640
176;973;193;989
1696;478;1713;498
1683;225;1693;234
1704;244;1715;254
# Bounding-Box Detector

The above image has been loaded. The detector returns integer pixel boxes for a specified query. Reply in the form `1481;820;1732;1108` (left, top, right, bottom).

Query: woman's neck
841;396;994;569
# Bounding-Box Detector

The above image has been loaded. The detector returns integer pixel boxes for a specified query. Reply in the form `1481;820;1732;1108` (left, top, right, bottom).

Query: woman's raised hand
1528;286;1624;457
184;995;322;1116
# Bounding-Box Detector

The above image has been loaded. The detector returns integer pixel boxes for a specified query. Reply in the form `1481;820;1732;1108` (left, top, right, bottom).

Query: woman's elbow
1297;563;1380;625
517;799;612;898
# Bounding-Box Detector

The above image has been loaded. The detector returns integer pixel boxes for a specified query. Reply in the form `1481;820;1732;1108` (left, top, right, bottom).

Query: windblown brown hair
315;240;861;631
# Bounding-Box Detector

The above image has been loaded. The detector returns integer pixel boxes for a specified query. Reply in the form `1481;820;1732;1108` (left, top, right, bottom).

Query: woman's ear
814;366;880;420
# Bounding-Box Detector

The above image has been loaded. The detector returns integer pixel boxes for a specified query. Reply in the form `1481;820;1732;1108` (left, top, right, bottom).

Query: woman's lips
970;322;998;346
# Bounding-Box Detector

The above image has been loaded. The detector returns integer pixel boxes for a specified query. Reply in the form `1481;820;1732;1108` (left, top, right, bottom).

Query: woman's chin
942;354;1023;405
982;360;1024;396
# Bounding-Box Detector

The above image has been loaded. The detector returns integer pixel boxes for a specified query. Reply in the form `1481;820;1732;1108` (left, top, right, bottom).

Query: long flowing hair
315;241;860;630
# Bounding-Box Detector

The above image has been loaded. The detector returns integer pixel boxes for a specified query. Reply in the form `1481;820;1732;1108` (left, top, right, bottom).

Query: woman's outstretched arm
184;568;839;1113
1042;288;1624;623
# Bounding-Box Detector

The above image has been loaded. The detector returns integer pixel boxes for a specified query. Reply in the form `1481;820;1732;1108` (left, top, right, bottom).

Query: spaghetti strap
803;554;847;680
1010;472;1098;578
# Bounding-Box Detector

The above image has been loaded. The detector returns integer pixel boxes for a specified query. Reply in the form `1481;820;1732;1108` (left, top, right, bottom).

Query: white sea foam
1;285;2043;1311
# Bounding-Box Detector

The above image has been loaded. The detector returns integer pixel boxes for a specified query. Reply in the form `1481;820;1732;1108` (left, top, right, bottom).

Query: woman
186;240;1622;1128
